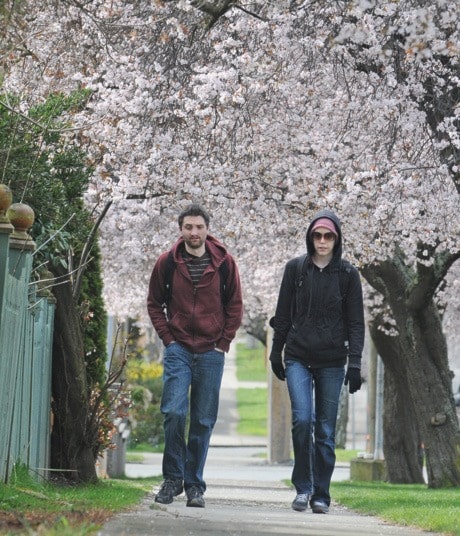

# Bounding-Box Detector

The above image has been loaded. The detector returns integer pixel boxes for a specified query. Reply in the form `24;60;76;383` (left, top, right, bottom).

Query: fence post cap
7;202;35;240
0;184;13;223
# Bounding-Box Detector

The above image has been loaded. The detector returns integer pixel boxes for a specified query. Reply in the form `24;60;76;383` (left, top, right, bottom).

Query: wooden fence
0;201;55;483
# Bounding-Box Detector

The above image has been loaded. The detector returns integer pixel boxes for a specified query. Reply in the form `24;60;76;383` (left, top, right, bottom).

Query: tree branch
73;200;112;300
190;0;267;30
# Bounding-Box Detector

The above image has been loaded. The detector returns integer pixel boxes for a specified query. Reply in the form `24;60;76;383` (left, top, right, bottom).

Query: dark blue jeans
160;342;224;492
285;359;345;505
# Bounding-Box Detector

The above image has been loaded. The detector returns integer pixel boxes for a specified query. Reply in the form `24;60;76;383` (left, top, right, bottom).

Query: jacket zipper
191;286;197;350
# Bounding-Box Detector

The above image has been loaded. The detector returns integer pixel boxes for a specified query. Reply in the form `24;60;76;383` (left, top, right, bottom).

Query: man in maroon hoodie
147;204;243;508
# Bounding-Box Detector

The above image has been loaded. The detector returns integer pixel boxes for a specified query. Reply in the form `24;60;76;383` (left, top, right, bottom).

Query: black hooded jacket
271;209;364;369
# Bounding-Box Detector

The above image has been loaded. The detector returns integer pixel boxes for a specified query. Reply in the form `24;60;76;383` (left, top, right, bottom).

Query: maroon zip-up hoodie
147;234;243;353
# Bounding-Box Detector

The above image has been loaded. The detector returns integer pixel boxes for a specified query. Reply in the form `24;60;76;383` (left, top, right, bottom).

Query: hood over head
306;209;342;264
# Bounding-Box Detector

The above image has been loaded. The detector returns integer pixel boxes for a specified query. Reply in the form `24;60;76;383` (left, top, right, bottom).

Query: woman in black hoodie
270;209;365;514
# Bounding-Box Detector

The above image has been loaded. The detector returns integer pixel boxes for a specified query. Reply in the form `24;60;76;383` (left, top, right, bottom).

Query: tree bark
363;254;460;488
242;311;269;346
50;267;98;484
369;318;424;482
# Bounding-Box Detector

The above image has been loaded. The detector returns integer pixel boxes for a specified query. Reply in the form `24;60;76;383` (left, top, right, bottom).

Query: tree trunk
243;311;269;346
383;375;425;483
409;302;459;487
369;318;424;483
50;268;98;484
363;256;460;488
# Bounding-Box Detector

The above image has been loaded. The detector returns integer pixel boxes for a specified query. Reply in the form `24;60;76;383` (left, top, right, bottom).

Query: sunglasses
312;231;335;242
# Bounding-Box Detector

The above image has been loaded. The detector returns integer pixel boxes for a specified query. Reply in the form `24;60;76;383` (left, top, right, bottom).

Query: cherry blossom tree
2;0;459;486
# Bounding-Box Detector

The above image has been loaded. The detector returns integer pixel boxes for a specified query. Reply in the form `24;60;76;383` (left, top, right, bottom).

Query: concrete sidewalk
97;446;437;536
97;483;437;536
97;343;438;536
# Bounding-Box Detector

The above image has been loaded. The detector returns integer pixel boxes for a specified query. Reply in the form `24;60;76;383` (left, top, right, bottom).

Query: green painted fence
0;210;55;483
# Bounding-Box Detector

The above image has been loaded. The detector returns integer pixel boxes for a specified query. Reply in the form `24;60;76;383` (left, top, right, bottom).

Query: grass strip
331;480;460;536
0;466;160;535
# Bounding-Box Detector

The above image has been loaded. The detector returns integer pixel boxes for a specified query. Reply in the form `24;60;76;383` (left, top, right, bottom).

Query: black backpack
163;251;230;310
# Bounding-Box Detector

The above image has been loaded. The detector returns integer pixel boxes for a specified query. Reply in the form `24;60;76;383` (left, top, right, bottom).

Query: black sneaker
291;493;309;512
154;479;183;504
311;500;329;514
186;486;205;508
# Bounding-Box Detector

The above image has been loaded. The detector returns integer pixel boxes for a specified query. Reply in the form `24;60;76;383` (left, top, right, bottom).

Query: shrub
127;360;164;447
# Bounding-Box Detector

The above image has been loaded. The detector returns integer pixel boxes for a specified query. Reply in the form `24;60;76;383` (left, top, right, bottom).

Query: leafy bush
126;360;164;447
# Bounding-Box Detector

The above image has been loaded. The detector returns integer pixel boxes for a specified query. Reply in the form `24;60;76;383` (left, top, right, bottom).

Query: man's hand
269;351;285;381
344;367;362;394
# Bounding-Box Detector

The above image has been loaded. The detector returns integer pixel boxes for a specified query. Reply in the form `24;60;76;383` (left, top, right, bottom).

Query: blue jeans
285;359;345;505
160;342;224;492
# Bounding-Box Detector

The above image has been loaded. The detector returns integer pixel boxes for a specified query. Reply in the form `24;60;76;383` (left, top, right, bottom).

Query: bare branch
73;200;112;300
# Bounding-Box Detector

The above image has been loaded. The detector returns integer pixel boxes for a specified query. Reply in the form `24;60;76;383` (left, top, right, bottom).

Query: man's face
180;215;208;251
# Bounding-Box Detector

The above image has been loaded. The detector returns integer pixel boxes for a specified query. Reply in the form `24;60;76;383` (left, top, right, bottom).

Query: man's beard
185;237;204;251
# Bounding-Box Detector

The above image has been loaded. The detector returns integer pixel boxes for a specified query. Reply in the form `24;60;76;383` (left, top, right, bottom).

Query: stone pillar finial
0;184;13;223
7;202;35;240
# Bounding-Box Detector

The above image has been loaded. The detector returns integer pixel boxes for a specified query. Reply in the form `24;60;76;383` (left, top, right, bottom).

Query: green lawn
331;481;460;536
0;465;160;535
236;387;267;436
235;341;267;382
235;339;268;437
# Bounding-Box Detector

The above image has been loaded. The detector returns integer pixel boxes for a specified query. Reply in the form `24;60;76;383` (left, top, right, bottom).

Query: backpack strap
291;253;308;322
162;250;176;311
295;253;308;289
339;259;352;302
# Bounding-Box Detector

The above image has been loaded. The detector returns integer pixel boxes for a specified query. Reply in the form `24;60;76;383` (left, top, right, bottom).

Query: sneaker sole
292;504;308;512
186;500;205;508
312;506;329;514
154;489;183;505
154;497;173;504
